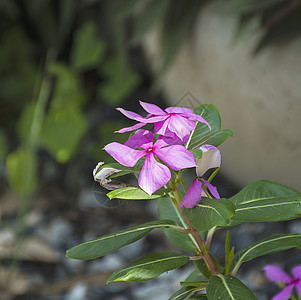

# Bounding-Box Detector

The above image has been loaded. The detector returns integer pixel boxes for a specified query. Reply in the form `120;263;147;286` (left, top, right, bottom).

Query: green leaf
6;147;37;196
188;104;233;149
71;22;106;71
224;231;235;274
189;295;208;300
183;269;209;284
107;252;189;282
182;198;236;231
168;286;199;300
207;275;256;300
48;63;85;107
228;180;301;226
99;57;140;105
41;106;87;163
66;220;177;260
196;129;234;148
193;260;212;279
107;186;163;200
158;197;198;252
190;149;203;160
231;233;301;274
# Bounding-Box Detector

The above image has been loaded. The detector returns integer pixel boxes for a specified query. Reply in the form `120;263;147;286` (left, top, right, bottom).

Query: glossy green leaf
66;220;177;260
168;286;199;300
189;295;208;300
183;269;209;284
188;104;233;149
107;252;189;282
190;149;203;159
71;22;106;71
228;180;301;226
107;186;163;200
196;129;234;148
207;275;256;300
158;197;198;252
231;233;301;274
193;260;212;279
182;198;236;231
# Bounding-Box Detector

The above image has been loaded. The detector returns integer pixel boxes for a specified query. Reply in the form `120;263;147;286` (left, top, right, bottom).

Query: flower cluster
104;101;221;207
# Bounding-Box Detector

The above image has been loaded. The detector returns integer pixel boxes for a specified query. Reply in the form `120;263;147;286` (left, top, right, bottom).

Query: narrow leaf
182;198;236;231
231;233;301;274
207;275;256;300
193;260;212;279
229;180;301;226
107;252;189;282
189;296;208;300
168;286;199;300
66;220;177;260
107;186;162;200
183;269;209;284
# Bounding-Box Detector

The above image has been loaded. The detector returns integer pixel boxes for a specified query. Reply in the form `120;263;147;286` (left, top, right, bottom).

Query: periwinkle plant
66;102;301;300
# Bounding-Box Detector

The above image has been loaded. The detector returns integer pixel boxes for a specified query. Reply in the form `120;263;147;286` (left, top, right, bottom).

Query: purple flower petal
116;108;146;122
154;145;196;171
154;119;170;136
165;107;193;114
196;144;221;177
138;153;171;195
115;122;146;133
168;115;196;139
180;178;202;208
139;101;166;115
295;280;301;296
264;265;292;283
291;265;301;280
201;178;220;199
104;142;146;167
272;284;294;300
124;130;153;149
160;132;189;145
181;113;211;129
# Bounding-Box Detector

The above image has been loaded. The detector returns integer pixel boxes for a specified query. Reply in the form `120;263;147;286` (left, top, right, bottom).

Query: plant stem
206;226;217;248
172;189;219;275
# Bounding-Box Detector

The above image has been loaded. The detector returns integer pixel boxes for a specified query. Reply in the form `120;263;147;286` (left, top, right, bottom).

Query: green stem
172;189;219;275
206;226;217;248
207;167;220;183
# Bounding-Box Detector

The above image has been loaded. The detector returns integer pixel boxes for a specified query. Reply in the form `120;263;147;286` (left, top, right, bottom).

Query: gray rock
65;283;88;300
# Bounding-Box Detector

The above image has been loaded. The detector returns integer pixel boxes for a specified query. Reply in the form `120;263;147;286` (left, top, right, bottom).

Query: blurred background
1;0;301;299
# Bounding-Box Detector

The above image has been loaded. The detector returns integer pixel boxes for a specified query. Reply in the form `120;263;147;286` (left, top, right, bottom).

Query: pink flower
180;178;220;209
264;265;301;300
180;144;221;208
104;130;197;195
116;101;210;142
